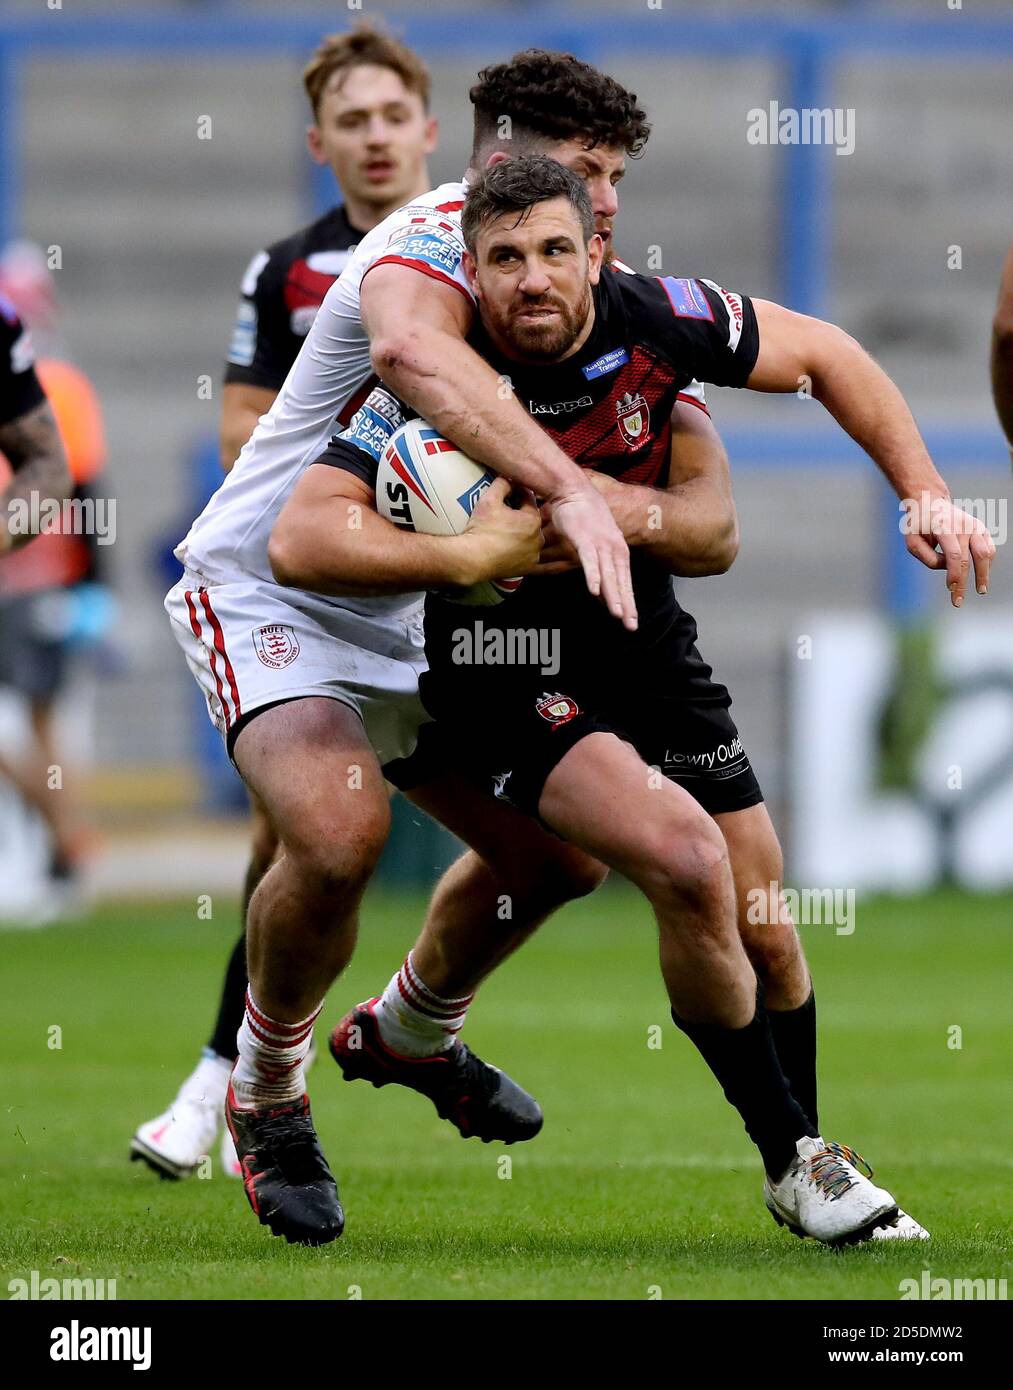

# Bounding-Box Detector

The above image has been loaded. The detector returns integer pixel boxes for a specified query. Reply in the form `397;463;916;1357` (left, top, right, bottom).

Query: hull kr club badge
253;624;301;669
615;390;649;449
535;692;580;727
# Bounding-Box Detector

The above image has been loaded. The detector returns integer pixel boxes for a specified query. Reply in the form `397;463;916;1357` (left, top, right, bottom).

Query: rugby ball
375;417;524;606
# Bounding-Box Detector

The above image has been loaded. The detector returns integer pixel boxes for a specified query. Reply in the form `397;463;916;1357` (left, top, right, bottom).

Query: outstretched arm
747;299;995;605
360;262;636;629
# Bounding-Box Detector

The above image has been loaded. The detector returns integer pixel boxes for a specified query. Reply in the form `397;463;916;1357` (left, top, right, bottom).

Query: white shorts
165;570;430;766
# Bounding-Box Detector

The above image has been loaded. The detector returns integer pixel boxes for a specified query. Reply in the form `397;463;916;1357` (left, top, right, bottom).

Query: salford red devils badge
615;390;649;449
535;692;580;727
253;624;301;669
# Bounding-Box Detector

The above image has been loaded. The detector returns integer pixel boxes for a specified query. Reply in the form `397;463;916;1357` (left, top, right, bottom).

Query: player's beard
499;282;593;362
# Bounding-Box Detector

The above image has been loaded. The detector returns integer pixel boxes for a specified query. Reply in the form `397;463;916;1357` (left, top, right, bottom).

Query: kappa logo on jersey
615;391;650;449
699;278;745;351
491;769;514;799
530;395;593;416
659;277;714;323
253;624;301;669
535;692;580;727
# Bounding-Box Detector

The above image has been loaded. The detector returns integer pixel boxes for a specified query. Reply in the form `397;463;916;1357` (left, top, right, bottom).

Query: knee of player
641;824;731;909
284;812;390;892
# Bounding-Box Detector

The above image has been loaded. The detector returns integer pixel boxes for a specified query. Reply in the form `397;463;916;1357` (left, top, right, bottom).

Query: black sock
207;930;249;1062
207;849;267;1061
671;985;817;1179
767;990;818;1134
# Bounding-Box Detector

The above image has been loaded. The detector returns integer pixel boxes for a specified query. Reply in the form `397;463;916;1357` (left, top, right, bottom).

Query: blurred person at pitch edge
0;242;106;920
131;21;438;1180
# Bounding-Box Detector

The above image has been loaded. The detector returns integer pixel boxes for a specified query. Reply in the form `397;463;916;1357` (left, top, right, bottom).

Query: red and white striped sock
372;952;473;1057
231;990;321;1109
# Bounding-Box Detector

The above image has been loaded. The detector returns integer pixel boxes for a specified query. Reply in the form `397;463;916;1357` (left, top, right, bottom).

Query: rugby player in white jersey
132;21;440;1184
166;49;991;1246
273;158;994;1245
165;53;658;1243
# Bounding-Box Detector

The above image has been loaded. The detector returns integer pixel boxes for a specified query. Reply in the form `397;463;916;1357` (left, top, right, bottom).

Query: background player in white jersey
132;23;439;1181
274;159;993;1243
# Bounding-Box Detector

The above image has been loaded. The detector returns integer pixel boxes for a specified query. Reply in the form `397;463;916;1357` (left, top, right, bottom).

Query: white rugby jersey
177;177;709;615
177;180;472;614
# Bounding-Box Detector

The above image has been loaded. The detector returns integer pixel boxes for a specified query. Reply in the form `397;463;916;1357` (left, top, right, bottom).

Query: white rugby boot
820;1143;930;1240
764;1136;898;1245
130;1054;231;1179
220;1123;242;1178
871;1209;931;1240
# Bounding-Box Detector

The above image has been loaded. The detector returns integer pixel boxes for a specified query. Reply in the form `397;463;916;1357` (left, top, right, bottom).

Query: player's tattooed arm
269;464;541;598
0;399;72;553
990;243;1013;452
747;298;995;605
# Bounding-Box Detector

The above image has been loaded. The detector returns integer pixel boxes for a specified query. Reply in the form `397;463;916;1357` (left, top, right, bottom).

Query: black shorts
385;614;763;821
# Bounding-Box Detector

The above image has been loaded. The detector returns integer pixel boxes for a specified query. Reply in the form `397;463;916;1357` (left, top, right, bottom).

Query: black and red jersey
224;205;363;393
0;293;45;428
319;267;758;680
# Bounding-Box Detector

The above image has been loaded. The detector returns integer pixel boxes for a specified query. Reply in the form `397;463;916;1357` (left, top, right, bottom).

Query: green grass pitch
1;886;1010;1301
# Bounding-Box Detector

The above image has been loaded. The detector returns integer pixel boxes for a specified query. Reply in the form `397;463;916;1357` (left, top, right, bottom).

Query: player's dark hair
303;20;431;119
469;49;650;162
461;156;595;254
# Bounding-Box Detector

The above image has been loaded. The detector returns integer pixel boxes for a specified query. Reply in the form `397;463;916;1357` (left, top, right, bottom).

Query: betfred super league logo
615;390;649;449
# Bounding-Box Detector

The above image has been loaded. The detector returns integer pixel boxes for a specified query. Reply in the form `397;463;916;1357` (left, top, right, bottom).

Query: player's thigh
405;773;607;899
234;696;391;872
538;731;728;888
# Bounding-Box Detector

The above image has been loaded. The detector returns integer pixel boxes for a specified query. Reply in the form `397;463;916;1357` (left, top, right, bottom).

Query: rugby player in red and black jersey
132;23;438;1181
140;48;740;1201
274;158;993;1244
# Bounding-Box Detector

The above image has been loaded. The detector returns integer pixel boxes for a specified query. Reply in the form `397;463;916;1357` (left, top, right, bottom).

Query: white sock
372;952;473;1057
231;991;320;1108
178;1051;232;1108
